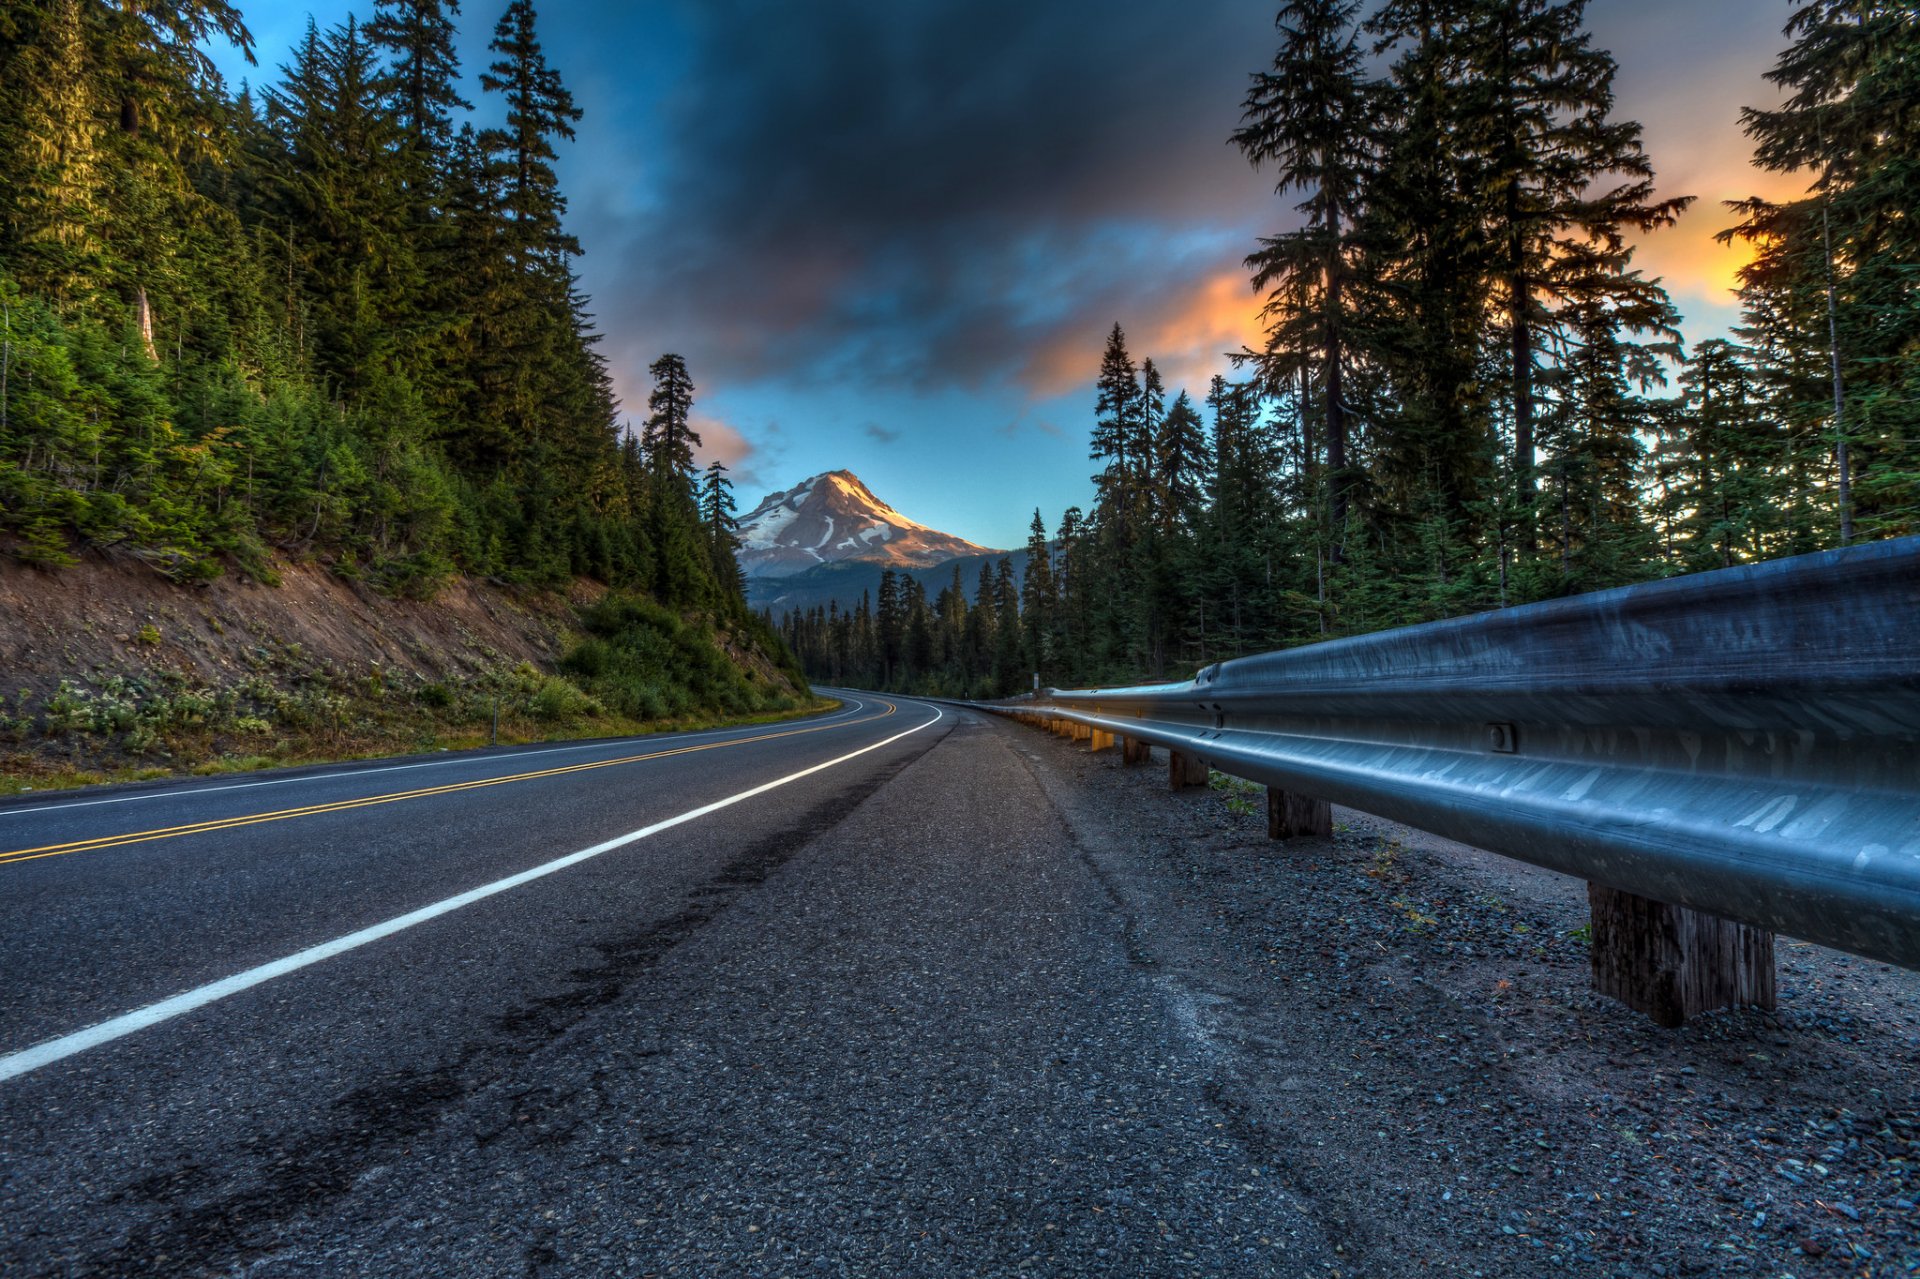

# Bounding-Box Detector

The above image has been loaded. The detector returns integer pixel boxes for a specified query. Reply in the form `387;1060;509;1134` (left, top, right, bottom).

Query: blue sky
208;0;1803;549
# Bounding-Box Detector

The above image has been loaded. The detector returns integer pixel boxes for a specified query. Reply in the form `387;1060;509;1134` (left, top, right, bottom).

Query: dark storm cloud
580;0;1280;396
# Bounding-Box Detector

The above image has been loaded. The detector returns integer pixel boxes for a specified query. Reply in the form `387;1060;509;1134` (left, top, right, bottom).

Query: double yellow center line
0;703;895;869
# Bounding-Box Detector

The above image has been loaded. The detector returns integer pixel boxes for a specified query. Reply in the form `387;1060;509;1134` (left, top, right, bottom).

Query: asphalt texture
0;695;1334;1277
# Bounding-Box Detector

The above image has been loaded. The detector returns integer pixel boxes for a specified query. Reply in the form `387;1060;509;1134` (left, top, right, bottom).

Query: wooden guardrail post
1266;787;1332;840
1168;750;1207;789
1089;729;1115;753
1588;883;1776;1027
1121;737;1150;766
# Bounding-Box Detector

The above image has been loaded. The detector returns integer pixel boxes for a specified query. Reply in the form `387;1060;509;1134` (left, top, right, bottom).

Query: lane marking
0;703;895;868
0;699;863;819
0;701;943;1083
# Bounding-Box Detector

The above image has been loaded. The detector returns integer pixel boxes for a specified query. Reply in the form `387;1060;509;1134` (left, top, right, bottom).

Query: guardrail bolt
1121;737;1150;766
1168;750;1208;790
1587;883;1777;1027
1266;788;1332;840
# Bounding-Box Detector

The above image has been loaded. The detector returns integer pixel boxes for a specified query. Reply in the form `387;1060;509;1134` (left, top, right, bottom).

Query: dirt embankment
0;554;807;787
0;554;583;700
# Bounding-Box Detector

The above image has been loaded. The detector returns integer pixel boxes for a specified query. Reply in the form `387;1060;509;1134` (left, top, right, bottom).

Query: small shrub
135;623;161;646
529;676;599;721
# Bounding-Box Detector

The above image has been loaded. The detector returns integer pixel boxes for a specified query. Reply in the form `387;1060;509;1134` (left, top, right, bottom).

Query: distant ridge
744;548;1033;618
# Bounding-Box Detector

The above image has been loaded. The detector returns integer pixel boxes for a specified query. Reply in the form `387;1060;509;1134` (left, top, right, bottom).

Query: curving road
0;692;1331;1277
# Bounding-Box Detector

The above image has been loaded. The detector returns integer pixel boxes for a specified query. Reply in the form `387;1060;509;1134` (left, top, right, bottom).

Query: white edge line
0;700;938;1084
0;698;866;818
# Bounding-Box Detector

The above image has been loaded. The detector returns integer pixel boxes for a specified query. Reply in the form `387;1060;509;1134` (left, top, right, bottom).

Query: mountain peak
737;470;993;579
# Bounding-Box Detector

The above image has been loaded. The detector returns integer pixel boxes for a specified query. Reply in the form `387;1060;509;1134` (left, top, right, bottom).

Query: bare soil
0;553;808;788
0;551;582;699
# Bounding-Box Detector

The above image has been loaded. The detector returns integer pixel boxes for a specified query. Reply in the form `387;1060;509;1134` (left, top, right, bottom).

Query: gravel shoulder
1017;719;1920;1278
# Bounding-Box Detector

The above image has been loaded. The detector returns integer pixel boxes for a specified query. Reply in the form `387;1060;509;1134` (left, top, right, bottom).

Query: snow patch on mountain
736;469;994;579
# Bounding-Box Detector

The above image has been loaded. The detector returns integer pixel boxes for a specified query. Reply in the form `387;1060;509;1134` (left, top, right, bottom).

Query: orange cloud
690;414;757;474
1138;271;1268;397
1021;269;1266;402
1628;168;1805;311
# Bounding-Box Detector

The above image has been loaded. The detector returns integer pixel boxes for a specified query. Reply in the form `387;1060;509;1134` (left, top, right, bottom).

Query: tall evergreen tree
643;352;700;487
1089;322;1142;544
1154;389;1207;531
700;459;741;590
1020;508;1056;682
1438;0;1690;542
479;0;580;272
1721;0;1919;542
367;0;469;161
1234;0;1375;547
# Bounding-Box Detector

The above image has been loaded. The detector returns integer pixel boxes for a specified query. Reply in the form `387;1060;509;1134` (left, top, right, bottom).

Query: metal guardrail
981;537;1920;970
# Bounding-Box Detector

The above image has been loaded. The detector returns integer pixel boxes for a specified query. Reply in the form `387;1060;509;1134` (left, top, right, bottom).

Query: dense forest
0;0;751;620
780;0;1916;697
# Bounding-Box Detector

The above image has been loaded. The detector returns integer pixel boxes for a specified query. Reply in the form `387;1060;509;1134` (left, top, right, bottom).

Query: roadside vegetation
1;598;819;798
0;1;818;793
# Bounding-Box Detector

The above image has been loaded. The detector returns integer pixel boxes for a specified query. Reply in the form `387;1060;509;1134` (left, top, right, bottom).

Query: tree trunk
1325;264;1348;560
1511;269;1535;550
135;287;158;362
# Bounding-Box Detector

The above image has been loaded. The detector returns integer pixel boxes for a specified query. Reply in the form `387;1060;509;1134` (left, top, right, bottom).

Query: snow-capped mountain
736;470;994;579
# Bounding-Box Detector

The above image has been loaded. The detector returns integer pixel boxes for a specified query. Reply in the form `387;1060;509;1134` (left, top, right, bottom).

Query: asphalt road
0;693;1332;1277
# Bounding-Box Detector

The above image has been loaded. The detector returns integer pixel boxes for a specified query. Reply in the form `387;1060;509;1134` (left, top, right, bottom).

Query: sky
207;0;1812;550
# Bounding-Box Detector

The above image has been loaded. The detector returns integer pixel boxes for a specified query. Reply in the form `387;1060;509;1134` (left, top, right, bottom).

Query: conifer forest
778;0;1917;698
0;0;749;618
1;2;1913;707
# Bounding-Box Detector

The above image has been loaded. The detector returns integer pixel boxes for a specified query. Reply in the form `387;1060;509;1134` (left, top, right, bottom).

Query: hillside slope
0;555;811;790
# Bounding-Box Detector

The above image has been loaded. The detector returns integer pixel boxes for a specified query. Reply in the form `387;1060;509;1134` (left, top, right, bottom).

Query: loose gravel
1019;724;1920;1279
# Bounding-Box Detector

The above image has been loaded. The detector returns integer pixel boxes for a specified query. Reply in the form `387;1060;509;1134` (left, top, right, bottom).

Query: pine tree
1441;0;1690;544
1667;339;1780;570
264;16;413;398
876;568;905;687
479;0;580;272
1154;389;1207;530
1361;0;1496;531
700;459;742;590
367;0;469;161
1234;0;1376;547
1090;322;1142;543
1722;0;1920;542
643;352;700;488
1020;508;1055;682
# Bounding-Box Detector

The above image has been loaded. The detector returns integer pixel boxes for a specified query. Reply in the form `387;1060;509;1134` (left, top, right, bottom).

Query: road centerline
0;698;863;820
0;701;942;1083
0;701;896;868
